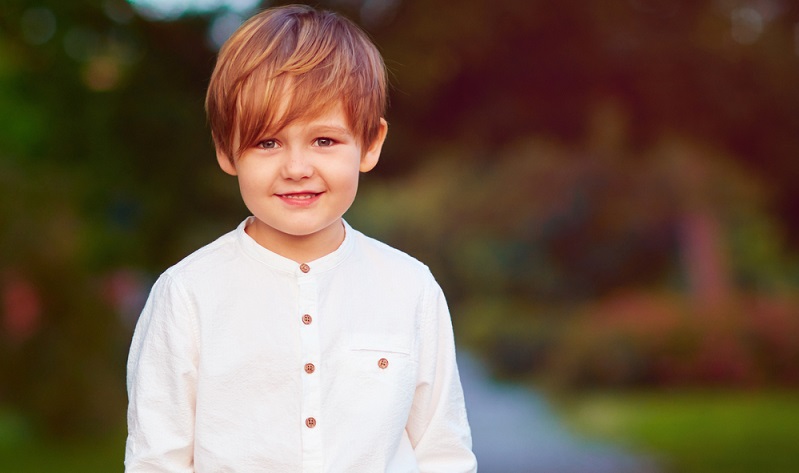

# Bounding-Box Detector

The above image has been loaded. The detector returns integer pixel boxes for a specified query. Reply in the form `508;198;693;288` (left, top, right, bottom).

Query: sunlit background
1;0;798;472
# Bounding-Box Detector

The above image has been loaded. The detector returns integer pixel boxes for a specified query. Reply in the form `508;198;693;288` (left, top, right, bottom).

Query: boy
125;5;476;472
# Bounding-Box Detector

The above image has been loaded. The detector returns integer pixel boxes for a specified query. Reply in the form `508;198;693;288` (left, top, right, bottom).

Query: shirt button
299;263;310;273
304;363;315;374
305;417;317;428
378;358;389;369
302;314;312;325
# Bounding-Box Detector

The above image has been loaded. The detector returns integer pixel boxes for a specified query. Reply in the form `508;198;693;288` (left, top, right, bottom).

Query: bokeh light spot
20;7;56;45
731;7;763;45
208;12;244;49
127;0;259;20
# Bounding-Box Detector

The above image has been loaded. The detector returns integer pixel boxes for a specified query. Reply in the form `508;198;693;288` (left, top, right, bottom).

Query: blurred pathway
458;352;659;473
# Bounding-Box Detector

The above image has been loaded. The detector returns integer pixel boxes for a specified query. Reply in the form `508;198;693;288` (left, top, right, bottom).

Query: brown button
305;417;316;428
304;363;315;374
378;358;389;369
302;314;312;325
299;263;310;273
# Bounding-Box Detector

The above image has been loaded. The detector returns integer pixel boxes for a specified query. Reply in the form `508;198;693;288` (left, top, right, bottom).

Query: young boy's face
217;102;387;257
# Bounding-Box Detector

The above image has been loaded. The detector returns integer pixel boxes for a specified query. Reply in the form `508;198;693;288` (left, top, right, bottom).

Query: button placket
298;273;322;468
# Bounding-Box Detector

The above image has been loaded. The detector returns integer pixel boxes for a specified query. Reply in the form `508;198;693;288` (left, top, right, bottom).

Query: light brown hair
205;4;387;161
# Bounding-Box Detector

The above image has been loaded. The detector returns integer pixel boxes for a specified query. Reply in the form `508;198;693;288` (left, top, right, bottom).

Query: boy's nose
281;149;314;180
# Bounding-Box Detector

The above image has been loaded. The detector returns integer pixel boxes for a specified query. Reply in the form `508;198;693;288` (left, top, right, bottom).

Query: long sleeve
125;273;199;472
406;276;478;473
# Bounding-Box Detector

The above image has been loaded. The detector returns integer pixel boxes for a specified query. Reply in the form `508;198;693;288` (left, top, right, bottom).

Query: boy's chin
250;217;344;239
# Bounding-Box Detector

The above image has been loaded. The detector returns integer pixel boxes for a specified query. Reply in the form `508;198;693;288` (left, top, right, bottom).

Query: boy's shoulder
162;225;241;279
348;225;435;281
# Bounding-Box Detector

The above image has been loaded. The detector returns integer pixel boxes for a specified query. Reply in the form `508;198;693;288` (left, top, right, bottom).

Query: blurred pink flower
101;268;149;326
2;274;42;343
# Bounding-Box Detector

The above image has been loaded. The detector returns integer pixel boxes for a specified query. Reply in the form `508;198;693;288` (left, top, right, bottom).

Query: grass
560;390;799;473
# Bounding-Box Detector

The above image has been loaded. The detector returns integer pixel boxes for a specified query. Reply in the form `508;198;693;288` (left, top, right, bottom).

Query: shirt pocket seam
346;332;412;356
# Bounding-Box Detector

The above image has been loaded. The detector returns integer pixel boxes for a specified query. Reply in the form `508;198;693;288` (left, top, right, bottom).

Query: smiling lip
276;192;322;206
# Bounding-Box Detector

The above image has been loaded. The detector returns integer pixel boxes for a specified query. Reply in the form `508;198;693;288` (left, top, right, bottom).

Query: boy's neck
245;218;346;264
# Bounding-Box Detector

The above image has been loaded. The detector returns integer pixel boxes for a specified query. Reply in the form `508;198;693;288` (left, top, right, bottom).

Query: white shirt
125;218;477;472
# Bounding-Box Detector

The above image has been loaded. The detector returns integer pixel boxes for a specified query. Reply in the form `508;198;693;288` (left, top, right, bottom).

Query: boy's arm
125;273;199;472
406;275;478;473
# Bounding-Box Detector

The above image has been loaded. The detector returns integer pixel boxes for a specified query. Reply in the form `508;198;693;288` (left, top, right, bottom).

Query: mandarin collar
236;217;355;275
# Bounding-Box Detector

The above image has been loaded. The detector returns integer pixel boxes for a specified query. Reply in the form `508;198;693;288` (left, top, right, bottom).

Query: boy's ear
360;118;388;173
216;149;238;176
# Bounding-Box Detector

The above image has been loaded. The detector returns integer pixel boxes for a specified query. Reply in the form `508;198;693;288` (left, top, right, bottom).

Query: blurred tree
0;0;235;436
369;0;799;244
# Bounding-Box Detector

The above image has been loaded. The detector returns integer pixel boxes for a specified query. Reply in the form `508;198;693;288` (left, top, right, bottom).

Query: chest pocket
347;332;415;379
336;332;417;417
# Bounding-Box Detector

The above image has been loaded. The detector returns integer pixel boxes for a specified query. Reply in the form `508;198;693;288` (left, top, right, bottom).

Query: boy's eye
314;138;335;147
257;139;278;149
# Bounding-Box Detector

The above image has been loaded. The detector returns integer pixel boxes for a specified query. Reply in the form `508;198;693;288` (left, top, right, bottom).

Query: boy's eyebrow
307;124;353;136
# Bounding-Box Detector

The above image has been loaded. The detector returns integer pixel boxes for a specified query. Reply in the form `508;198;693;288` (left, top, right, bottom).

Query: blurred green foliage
0;411;125;471
0;0;798;445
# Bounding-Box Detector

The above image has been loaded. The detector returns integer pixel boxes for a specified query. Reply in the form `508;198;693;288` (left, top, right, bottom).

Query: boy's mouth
276;192;323;206
277;192;322;200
